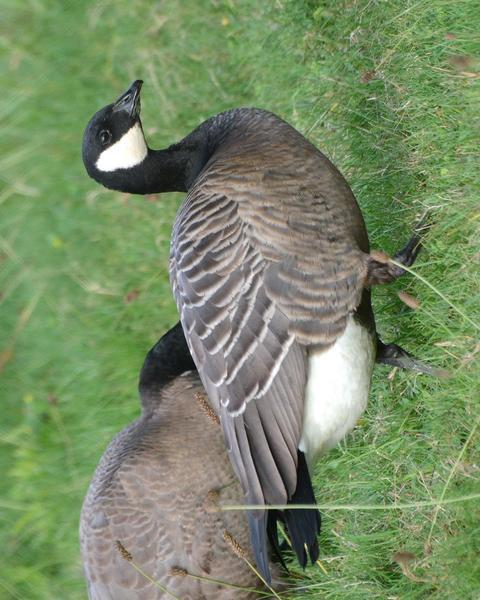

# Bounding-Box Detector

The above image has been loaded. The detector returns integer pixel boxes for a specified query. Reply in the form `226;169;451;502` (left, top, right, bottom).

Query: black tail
283;451;320;567
367;212;431;285
265;451;320;574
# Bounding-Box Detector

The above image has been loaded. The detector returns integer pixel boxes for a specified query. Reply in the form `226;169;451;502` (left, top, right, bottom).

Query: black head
139;322;197;410
82;80;148;187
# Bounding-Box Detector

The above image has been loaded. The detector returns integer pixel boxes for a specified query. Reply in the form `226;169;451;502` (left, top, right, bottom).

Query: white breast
299;315;375;466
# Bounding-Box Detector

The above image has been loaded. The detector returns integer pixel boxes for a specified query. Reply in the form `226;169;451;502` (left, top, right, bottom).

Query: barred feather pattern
80;373;269;600
170;109;371;512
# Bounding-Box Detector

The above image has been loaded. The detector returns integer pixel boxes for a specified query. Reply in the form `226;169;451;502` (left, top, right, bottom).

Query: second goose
80;323;281;599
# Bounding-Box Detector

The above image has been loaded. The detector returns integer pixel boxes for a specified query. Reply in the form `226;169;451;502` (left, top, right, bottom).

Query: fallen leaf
124;289;140;304
370;249;390;263
47;393;59;406
392;551;416;565
360;69;376;83
0;349;13;373
398;291;421;310
449;54;474;70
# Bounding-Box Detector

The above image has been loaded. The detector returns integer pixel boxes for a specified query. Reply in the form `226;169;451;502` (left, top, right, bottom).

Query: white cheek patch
96;123;148;172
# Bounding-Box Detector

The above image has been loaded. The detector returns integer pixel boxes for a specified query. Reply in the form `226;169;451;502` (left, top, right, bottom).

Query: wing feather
170;112;370;575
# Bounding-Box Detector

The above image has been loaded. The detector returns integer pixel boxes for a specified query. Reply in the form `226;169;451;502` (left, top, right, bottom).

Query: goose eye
99;130;112;146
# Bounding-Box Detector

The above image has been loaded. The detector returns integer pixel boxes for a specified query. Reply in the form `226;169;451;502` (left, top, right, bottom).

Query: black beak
113;80;143;117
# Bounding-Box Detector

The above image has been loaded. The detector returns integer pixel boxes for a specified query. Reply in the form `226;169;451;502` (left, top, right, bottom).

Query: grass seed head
223;530;247;559
115;540;133;562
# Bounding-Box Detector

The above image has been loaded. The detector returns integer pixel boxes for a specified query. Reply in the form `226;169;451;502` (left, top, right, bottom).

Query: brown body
80;371;276;599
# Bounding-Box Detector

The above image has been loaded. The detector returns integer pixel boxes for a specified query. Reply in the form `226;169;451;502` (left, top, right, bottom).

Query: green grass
1;0;478;598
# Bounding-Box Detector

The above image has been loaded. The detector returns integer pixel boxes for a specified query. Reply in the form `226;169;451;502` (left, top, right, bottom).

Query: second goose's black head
82;80;148;191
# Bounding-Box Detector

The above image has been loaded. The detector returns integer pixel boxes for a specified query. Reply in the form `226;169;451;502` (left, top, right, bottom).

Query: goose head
82;80;149;191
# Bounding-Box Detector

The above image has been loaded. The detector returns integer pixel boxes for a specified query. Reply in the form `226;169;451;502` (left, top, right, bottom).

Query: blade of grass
389;259;480;332
425;416;480;548
221;492;480;512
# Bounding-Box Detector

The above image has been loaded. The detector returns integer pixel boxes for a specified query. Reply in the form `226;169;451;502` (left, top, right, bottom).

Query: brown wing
170;112;369;515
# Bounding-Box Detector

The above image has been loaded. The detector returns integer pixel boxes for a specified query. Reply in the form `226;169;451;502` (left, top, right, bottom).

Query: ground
1;1;479;598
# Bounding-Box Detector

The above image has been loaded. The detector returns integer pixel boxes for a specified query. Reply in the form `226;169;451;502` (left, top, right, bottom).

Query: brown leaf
0;349;13;373
444;32;456;40
449;54;474;70
398;291;421;310
393;550;434;584
370;249;390;263
392;551;416;566
360;69;376;83
124;289;140;304
47;393;59;406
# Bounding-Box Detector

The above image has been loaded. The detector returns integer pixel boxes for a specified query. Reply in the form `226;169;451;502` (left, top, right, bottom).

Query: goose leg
376;338;448;377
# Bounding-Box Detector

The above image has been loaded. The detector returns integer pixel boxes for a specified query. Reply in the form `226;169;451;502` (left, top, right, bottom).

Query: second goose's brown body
80;325;275;599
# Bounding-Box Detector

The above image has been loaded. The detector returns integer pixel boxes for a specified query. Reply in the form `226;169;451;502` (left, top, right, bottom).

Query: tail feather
367;212;431;286
247;451;320;582
266;510;288;570
247;510;271;584
282;451;320;567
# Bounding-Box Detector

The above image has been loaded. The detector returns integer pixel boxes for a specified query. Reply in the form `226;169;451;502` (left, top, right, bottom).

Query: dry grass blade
389;259;480;332
170;567;272;596
425;416;480;548
221;492;480;512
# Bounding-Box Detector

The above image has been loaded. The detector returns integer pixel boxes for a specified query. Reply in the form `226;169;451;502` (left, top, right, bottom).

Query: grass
0;0;478;598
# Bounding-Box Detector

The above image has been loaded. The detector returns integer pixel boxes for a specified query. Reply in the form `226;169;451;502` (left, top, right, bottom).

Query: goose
80;322;282;599
82;80;436;582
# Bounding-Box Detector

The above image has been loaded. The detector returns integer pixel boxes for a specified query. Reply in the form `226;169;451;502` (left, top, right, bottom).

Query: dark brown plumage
80;325;280;599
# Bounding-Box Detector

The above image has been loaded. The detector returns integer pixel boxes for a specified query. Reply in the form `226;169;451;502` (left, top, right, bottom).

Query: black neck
99;145;204;194
96;110;241;195
139;322;196;409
